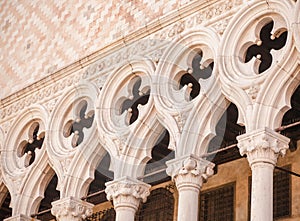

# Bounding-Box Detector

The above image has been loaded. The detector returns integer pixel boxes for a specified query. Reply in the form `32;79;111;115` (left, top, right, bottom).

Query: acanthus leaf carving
105;176;150;210
237;127;290;166
51;197;93;221
166;154;215;189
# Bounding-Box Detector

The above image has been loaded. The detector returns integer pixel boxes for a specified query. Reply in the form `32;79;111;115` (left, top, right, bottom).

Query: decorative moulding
0;0;242;123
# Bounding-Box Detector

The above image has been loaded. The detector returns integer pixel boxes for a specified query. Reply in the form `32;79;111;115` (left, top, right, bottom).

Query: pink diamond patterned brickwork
0;0;189;99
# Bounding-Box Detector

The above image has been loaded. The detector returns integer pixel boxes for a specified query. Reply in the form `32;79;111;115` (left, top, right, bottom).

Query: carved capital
4;214;40;221
166;155;215;190
105;177;150;211
51;197;94;221
237;127;290;166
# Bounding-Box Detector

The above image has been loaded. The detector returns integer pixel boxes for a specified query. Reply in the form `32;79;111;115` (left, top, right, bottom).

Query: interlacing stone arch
0;104;55;216
0;0;299;219
96;58;165;179
47;82;104;199
154;28;227;157
219;0;299;132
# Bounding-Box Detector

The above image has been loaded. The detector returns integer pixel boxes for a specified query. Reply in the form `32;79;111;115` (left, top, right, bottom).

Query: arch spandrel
47;81;104;198
154;28;227;157
96;59;165;178
219;0;298;131
294;0;300;53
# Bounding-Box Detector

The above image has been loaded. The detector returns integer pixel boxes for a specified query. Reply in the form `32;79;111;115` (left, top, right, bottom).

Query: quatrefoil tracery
179;50;214;100
120;76;150;125
244;20;287;74
17;122;45;167
63;100;94;148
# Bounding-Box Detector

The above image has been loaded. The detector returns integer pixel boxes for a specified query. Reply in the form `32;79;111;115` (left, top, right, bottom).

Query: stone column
166;155;215;221
4;214;40;221
105;176;150;221
51;197;93;221
237;127;289;221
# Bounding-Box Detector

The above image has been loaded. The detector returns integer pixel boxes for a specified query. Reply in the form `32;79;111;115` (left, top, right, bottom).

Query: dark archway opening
135;187;174;221
280;84;300;151
36;174;60;220
207;103;245;167
86;152;113;205
0;187;12;220
143;129;174;185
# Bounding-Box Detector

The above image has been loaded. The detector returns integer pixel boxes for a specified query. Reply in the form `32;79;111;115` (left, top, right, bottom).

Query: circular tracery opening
63;99;95;148
17;122;45;167
120;76;151;125
179;50;214;100
243;20;288;74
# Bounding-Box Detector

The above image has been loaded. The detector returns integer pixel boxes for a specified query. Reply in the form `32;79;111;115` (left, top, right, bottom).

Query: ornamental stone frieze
51;197;93;221
237;127;290;166
219;0;299;131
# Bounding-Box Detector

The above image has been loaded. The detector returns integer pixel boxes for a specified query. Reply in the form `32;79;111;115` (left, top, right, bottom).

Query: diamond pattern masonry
0;0;181;99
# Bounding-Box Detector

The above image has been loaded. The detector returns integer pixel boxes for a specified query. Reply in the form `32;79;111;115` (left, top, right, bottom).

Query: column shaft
177;186;200;221
115;207;136;221
251;163;274;221
237;128;290;221
167;155;215;221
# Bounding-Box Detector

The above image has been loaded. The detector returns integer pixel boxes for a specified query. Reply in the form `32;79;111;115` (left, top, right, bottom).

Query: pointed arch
47;81;101;198
154;27;226;156
96;58;165;178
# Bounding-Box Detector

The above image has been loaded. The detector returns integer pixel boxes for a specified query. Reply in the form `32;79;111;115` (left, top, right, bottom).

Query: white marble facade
0;0;300;220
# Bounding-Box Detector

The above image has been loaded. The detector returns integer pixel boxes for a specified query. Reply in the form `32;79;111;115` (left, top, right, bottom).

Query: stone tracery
244;20;288;74
179;50;214;100
63;100;95;148
17;122;45;167
0;0;299;220
120;76;151;125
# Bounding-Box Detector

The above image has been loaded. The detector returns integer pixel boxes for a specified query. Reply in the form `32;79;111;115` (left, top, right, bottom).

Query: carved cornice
0;0;242;123
237;127;290;166
166;155;215;190
51;197;93;221
105;177;150;211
